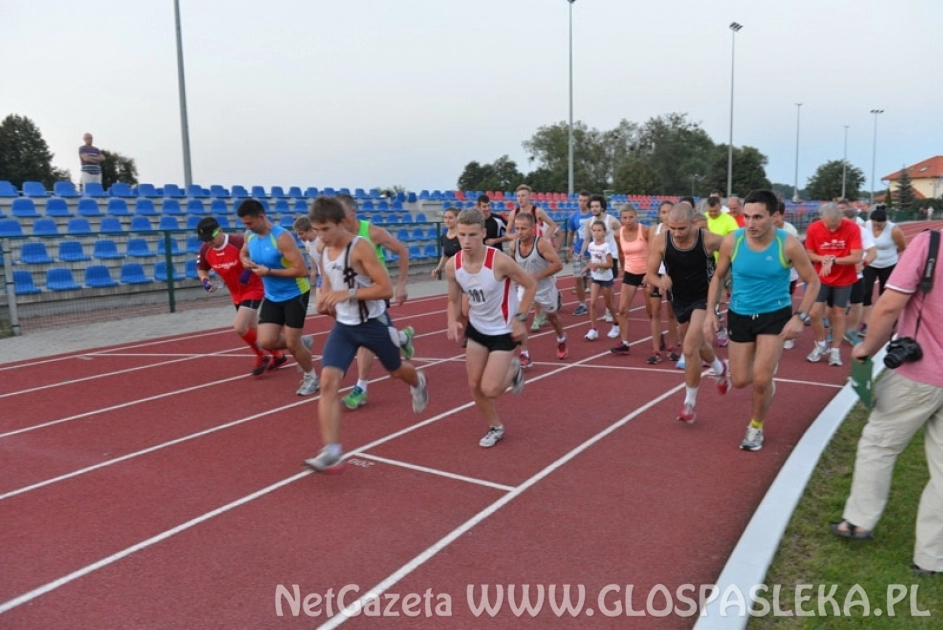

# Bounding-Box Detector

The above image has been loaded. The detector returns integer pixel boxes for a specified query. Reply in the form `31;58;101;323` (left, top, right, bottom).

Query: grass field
749;403;942;628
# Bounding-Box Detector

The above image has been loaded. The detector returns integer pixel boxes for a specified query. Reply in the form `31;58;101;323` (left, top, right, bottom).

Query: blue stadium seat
58;240;90;262
12;199;40;218
209;185;231;198
186;235;202;254
0;180;18;197
130;216;154;232
20;242;54;264
158;216;180;231
0;219;24;237
136;183;160;198
120;263;152;285
214;215;231;229
287;186;303;199
126;238;156;258
414;212;428;223
157;238;181;255
93;239;124;260
384;248;399;263
279;215;296;229
386;214;400;224
419;190;431;200
293;200;308;214
106;199;131;216
210;199;231;215
99;217;124;233
187;199;208;215
82;182;107;197
377;200;390;212
109;182;135;197
231;185;249;198
134;199;158;216
185;259;200;279
251;185;269;198
411;227;425;241
354;188;367;199
422;244;438;259
425;227;438;240
163;183;185;198
322;187;336;197
44;198;73;217
154;261;184;282
408;244;421;259
362;200;375;212
77;199;103;217
406;192;417;203
396;228;411;242
370;188;383;199
13;270;42;295
187;184;209;198
22;181;48;197
270;186;286;198
46;267;82;291
33;218;60;236
85;265;119;288
53;181;80;198
304;187;319;198
186;215;202;230
274;200;291;215
162;199;184;216
392;200;405;213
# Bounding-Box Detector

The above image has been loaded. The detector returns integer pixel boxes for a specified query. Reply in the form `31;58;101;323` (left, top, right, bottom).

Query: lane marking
355;454;515;492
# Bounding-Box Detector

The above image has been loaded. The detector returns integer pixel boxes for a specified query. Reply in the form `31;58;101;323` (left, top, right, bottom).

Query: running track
2;222;936;628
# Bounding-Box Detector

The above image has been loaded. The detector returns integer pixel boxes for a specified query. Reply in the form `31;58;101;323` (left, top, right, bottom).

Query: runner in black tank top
664;228;715;308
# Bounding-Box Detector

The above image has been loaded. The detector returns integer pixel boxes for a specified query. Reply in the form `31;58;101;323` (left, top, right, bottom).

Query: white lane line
317;382;687;629
354;454;515;493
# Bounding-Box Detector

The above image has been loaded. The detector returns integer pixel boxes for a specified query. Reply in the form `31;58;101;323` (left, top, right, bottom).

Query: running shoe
479;425;505;448
807;344;827;363
251;354;271;376
783;339;795;350
296;372;320;396
667;346;681;362
400;326;416;360
843;330;862;346
573;304;588;316
610;342;630;356
645;351;662;364
509;357;525;395
411;372;428;413
675;356;686;369
519;351;533;369
304;447;345;473
677;403;696;424
828;348;843;367
557;337;569;360
269;353;288;371
342;386;367;410
584;328;599;341
714;360;731;395
740;426;764;452
604;310;614;323
607;325;620;339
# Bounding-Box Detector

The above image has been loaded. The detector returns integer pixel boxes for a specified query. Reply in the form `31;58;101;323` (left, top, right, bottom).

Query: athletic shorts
847;278;865;306
465;321;518;353
234;298;262;312
572;254;590;277
622;271;645;287
671;298;707;325
517;285;559;314
258;292;310;329
728;306;791;343
592;279;614;289
649;274;663;298
321;316;402;373
816;283;853;309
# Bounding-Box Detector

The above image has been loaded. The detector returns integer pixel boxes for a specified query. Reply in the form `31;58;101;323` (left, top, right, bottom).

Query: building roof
882;155;943;182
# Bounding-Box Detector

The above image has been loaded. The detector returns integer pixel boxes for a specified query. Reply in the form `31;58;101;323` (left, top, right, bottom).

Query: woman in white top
861;207;907;332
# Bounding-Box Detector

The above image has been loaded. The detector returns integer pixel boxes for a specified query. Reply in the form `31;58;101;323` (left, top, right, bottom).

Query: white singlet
321;236;385;325
455;247;518;335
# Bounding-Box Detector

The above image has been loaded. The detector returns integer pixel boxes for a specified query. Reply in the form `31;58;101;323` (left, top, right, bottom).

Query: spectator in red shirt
803;203;863;366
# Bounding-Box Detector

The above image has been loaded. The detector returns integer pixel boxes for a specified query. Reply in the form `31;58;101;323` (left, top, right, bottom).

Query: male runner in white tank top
446;208;537;448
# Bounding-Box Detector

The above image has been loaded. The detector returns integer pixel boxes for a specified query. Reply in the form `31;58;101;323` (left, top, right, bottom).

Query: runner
610;206;651;356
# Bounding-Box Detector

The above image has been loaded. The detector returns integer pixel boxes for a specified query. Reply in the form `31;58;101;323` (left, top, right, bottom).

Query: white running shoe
411;372;428;413
828;348;843;367
607;325;620;339
783;339;795;350
296;372;320;396
479;425;505;448
584;328;599;341
807;343;827;363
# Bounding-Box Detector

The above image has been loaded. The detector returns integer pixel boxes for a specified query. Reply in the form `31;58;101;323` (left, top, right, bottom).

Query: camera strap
913;229;939;339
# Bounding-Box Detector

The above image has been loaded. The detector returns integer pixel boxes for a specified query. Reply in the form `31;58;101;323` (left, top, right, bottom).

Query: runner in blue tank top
705;190;820;452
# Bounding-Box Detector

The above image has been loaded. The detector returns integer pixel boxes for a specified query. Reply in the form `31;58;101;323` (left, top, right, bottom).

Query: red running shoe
251;355;271;376
268;353;288;371
610;342;630;356
519;352;533;369
714;360;731;395
557;338;569;360
677;403;696;424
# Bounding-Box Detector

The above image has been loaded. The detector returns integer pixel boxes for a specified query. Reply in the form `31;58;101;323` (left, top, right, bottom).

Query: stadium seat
231;185;249;198
58;240;90;262
287;186;303;199
119;263;152;285
157;238;181;256
386;214;400;224
32;218;60;236
99;217;124;233
414;212;428;223
394;228;410;242
20;242;54;264
163;183;185;198
411;227;425;241
93;238;124;259
12;198;40;218
361;200;375;212
0;180;18;197
45;267;82;291
22;181;48;197
136;183;159;198
85;265;119;288
377;200;390;212
384;248;399;263
210;199;231;215
322;187;336;197
134;199;158;216
408;244;421;260
43;198;72;217
278;215;295;229
82;182;107;197
214;215;231;229
0;219;24;237
77;198;103;217
184;259;200;279
250;185;269;198
187;199;208;215
187;184;209;198
108;182;135;197
126;238;156;258
272;200;289;215
270;186;287;199
154;261;184;282
293;200;308;214
422;244;438;259
368;213;384;225
130;216;154;232
13;270;42;295
162;199;184;216
106;199;131;216
209;185;230;198
304;187;319;198
53;181;80;198
158;216;180;231
185;215;202;230
425;227;438;240
186;235;202;254
406;192;417;203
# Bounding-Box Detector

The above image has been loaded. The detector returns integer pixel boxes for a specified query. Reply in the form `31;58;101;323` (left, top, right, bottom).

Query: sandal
830;519;874;540
911;563;938;577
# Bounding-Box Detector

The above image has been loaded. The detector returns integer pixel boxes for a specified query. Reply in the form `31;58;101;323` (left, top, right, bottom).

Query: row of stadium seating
13;262;198;294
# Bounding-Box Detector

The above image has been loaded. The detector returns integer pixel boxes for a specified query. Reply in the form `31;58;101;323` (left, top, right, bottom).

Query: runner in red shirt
195;217;286;376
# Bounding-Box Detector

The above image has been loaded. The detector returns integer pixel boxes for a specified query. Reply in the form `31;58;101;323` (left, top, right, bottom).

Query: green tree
633;113;715;195
705;145;772;197
456;155;524;192
613;158;659;195
804;159;865;201
100;150;139;190
521;121;610;192
892;167;916;212
0;114;57;188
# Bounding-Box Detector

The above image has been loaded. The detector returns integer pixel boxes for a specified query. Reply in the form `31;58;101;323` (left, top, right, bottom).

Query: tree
0;114;57;188
705;145;771;197
803;159;866;201
456;155;524;192
613;158;659;195
633;113;715;195
100;150;139;190
892;166;916;212
521;121;610;192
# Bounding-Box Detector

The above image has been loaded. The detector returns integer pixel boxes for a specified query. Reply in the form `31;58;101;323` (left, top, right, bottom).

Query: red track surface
2;223;936;628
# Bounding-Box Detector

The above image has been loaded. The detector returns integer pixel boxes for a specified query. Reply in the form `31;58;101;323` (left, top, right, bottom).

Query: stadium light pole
792;103;802;202
567;0;576;197
870;109;884;205
841;125;849;199
726;22;743;198
174;0;193;188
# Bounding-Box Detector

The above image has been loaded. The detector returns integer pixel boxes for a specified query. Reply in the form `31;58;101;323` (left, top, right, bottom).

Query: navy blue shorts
321;316;402;373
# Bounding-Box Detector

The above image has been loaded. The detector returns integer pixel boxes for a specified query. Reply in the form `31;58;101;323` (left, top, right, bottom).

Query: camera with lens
884;336;923;369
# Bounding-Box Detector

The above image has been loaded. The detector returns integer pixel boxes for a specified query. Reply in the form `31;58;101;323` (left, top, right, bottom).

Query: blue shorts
321;316;402;373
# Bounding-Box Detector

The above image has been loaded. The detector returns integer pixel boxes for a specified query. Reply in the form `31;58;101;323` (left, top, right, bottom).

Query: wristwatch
348;287;357;300
514;312;528;322
794;311;807;320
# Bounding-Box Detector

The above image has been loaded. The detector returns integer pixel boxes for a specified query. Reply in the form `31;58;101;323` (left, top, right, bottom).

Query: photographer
831;229;942;577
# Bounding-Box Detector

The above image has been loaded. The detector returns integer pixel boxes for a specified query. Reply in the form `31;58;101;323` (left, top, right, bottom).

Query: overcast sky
4;0;940;194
